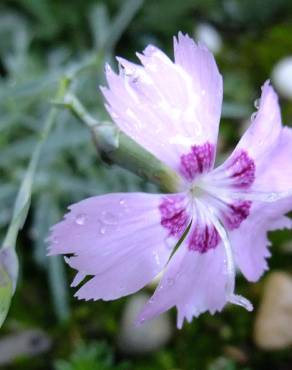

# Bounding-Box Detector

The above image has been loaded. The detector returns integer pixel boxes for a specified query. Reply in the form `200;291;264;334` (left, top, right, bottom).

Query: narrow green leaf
105;0;144;52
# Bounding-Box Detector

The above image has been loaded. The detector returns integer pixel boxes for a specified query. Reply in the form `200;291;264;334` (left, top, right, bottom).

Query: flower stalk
56;93;181;193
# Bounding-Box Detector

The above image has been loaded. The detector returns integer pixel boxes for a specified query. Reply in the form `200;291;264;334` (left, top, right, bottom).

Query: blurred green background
1;0;292;369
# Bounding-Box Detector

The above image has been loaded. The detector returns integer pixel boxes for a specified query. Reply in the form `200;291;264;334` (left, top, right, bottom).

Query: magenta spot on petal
159;196;189;237
222;200;252;230
188;224;220;253
226;150;255;188
179;142;215;181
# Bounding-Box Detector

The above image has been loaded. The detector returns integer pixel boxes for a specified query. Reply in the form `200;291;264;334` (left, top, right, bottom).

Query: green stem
3;77;71;249
61;94;181;193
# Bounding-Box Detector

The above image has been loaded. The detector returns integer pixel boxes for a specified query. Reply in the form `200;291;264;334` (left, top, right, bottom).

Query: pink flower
48;33;292;328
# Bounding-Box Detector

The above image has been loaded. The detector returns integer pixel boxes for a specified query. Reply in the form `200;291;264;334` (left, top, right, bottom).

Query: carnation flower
48;33;292;328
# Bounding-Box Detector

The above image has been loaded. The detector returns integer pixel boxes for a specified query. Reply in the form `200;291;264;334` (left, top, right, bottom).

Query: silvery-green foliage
0;0;145;323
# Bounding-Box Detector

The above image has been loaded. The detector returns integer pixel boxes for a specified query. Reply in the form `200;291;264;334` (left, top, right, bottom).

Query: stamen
219;189;292;203
198;187;252;231
206;206;253;312
201;184;292;204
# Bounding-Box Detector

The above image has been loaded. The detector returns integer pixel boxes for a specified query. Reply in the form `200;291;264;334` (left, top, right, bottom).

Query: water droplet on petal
51;236;59;244
101;211;118;225
158;284;164;291
164;236;174;250
100;226;106;235
152;251;161;266
266;192;279;201
254;98;260;109
75;213;86;226
146;45;157;55
148;298;154;305
251;112;257;121
119;198;125;206
166;278;175;286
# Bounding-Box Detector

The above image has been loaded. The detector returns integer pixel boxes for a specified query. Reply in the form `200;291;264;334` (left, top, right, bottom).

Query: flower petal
235;81;282;166
252;126;292;192
48;193;188;301
101;33;223;172
174;32;223;145
231;198;292;282
207;82;291;195
137;240;227;328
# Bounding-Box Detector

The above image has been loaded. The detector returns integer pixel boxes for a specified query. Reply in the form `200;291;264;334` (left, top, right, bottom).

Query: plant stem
61;93;181;193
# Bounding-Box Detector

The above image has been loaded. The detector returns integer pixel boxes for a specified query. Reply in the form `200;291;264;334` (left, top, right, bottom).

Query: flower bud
0;248;19;327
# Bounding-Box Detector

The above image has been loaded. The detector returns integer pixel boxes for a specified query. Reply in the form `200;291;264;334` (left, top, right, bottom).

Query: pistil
207;207;253;312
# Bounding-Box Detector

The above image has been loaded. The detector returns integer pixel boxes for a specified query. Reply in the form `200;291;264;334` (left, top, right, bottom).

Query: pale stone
0;329;51;365
195;23;222;54
272;57;292;100
254;272;292;350
118;292;172;354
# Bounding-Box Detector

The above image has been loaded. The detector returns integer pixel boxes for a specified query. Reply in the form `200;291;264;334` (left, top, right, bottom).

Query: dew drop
158;284;164;291
119;198;125;206
164;236;174;250
266;192;278;201
146;45;157;55
101;211;118;225
152;251;161;266
100;226;106;235
75;213;86;226
51;236;59;244
148;298;154;305
254;98;260;109
251;112;257;121
166;278;175;286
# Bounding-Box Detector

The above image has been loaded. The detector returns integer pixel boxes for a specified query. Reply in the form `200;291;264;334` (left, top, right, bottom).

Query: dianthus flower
48;33;292;328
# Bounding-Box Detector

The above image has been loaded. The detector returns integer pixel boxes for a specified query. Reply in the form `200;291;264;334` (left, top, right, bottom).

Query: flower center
159;145;256;254
159;143;256;312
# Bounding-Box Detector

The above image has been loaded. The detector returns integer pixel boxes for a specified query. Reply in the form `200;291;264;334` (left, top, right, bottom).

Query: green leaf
33;193;70;321
88;3;110;50
105;0;144;52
